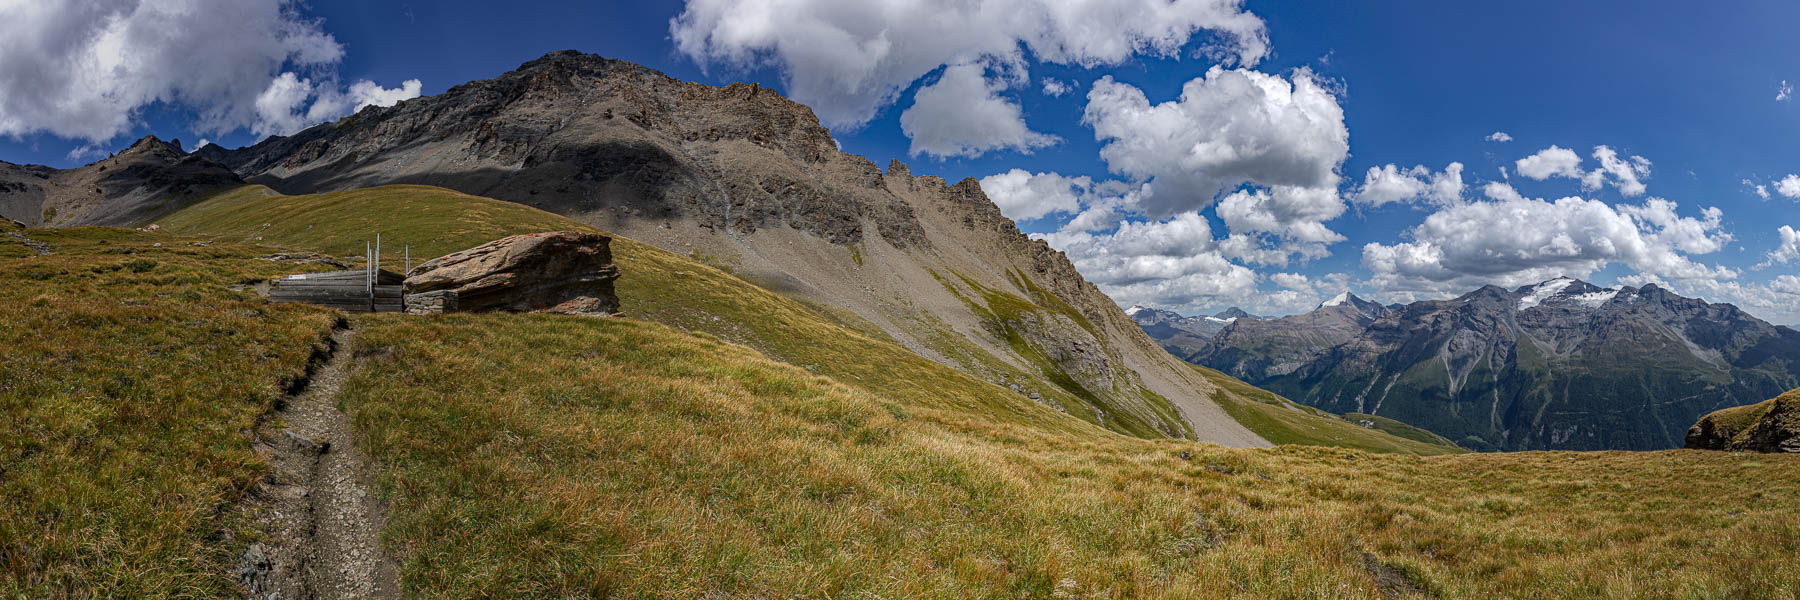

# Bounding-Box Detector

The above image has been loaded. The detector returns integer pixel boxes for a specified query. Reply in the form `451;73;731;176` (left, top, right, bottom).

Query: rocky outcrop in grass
405;231;620;316
1687;388;1800;453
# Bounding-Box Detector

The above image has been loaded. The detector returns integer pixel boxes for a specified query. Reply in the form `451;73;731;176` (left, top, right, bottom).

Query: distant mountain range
1137;278;1800;451
1125;305;1263;358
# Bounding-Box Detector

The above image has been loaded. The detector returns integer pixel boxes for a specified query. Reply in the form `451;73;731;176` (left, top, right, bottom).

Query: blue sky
3;1;1797;322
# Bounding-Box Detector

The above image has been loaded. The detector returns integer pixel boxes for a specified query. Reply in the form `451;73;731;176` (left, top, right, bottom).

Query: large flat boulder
404;231;620;315
1685;389;1800;453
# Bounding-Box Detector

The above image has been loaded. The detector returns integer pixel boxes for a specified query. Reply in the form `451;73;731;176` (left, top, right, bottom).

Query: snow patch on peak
1204;316;1238;324
1125;305;1151;316
1518;278;1576;310
1320;292;1351;308
1570;290;1619;309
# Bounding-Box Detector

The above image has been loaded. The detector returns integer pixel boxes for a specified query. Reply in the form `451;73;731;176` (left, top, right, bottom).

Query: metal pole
366;240;373;310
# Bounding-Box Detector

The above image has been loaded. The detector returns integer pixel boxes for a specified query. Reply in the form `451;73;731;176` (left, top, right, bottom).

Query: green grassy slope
160;184;1455;452
0;227;341;596
162;184;1201;440
1190;365;1465;456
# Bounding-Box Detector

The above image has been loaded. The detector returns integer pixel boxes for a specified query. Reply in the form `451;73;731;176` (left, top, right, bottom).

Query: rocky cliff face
1190;278;1800;451
200;51;1265;446
0;136;242;227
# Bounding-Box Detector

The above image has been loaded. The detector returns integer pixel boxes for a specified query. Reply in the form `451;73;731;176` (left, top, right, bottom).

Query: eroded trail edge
239;324;400;600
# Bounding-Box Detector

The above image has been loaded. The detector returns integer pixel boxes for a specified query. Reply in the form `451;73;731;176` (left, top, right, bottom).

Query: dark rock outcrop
1686;389;1800;453
405;231;620;315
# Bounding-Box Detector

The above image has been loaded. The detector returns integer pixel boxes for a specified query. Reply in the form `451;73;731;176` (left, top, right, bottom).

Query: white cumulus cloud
978;169;1131;222
0;0;420;145
670;0;1270;145
1776;174;1800;199
1760;225;1800;269
1486;131;1512;142
1082;67;1349;220
1744;178;1771;199
1515;144;1650;197
899;62;1059;158
1351;162;1464;207
1042;78;1072;97
1363;195;1736;296
1780;80;1793;102
1038;211;1261;312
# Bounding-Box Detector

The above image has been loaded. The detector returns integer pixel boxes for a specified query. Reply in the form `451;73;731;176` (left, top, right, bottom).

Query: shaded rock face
1686;389;1800;453
0;136;243;227
405;231;620;315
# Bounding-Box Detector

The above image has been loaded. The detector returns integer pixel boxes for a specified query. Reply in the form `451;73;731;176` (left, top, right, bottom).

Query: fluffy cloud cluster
978;169;1140;222
1486;131;1512;143
1362;194;1735;296
0;0;420;145
988;66;1353;313
1351;162;1464;207
671;0;1269;156
1776;174;1800;199
1514;145;1651;197
253;73;422;138
1083;67;1348;219
1039;212;1260;312
898;63;1059;158
1761;225;1800;268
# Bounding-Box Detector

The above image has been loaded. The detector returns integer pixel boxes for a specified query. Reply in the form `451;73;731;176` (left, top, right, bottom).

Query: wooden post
366;240;373;311
373;234;381;312
404;245;410;274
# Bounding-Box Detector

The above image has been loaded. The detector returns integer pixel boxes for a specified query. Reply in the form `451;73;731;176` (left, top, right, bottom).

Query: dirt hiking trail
239;324;401;600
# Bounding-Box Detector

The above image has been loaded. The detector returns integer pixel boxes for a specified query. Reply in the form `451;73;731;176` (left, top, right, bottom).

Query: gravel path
240;325;400;600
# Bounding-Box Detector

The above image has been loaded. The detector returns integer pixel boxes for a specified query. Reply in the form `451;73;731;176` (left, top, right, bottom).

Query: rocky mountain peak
120;135;185;159
886;159;912;179
1214;307;1256;320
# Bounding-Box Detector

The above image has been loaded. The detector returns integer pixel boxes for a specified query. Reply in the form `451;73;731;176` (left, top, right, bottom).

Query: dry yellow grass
342;312;1800;599
0;227;340;597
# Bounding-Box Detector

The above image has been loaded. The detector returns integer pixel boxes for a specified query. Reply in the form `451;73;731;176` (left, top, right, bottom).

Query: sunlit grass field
7;186;1798;598
0;227;340;597
344;312;1800;598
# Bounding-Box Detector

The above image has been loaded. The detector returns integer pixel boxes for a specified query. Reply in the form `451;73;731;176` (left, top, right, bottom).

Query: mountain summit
197;51;1266;445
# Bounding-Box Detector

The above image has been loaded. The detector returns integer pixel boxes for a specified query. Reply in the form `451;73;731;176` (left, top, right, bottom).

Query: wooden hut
270;269;405;313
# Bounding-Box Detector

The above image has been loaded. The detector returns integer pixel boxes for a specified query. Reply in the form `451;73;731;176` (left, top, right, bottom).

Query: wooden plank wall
270;269;405;313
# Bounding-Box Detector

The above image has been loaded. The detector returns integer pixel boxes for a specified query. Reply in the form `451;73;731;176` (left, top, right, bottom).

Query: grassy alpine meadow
341;311;1800;599
0;226;341;597
18;187;1799;598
